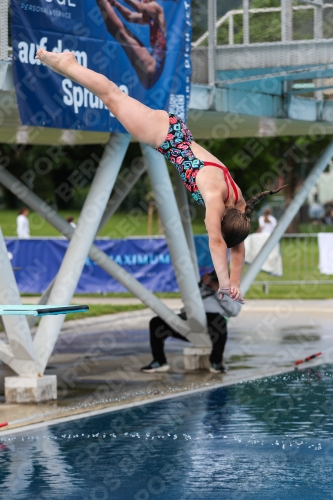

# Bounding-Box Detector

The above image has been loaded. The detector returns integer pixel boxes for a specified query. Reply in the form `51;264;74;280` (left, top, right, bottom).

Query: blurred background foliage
1;133;331;232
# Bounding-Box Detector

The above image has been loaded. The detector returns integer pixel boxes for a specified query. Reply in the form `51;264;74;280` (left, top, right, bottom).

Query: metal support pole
141;144;208;340
314;0;323;40
314;1;324;103
281;0;293;41
229;13;234;45
28;157;147;326
33;133;131;373
83;241;195;339
97;157;147;234
173;171;200;282
0;157;194;356
208;0;217;86
0;228;37;375
241;140;333;296
315;78;324;108
243;0;249;45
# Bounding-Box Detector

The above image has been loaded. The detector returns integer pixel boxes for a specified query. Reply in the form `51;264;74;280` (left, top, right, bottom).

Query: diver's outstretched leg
35;49;169;148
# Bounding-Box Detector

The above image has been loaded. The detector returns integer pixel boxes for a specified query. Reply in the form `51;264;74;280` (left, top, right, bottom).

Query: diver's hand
218;285;245;304
230;284;245;304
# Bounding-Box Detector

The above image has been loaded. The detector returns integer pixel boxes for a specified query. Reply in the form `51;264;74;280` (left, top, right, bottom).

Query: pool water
1;365;333;500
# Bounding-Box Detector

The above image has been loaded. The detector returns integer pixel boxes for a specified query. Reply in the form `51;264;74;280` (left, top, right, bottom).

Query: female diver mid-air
35;49;284;304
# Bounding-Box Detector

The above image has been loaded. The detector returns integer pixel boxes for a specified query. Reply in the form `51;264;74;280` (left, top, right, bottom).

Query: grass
68;287;333;301
244;236;333;280
0;305;148;333
2;209;333;238
63;304;147;321
67;292;182;299
245;285;333;300
75;287;333;300
1;210;207;237
299;223;333;234
242;236;333;299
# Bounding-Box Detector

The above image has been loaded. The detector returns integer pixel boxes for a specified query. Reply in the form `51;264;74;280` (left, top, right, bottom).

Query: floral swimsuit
156;114;239;207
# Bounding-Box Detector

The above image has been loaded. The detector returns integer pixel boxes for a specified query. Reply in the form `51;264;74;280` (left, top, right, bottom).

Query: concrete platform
5;375;57;404
0;299;332;431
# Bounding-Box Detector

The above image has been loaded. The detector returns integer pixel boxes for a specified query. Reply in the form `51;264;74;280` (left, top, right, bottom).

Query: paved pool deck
0;298;332;431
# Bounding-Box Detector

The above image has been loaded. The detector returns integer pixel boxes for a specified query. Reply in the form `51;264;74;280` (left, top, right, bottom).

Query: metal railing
191;1;333;89
244;233;333;294
193;3;333;47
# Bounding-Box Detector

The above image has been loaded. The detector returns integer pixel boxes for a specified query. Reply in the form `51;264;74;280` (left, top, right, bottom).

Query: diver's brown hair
221;185;286;248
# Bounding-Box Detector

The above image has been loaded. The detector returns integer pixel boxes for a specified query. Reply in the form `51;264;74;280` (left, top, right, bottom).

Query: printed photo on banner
11;0;192;133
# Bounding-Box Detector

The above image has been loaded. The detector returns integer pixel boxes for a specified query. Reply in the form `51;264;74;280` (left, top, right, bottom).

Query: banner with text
5;236;212;293
11;0;192;133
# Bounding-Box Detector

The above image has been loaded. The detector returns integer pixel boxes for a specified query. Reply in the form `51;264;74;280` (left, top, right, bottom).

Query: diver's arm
204;196;230;289
205;195;245;302
229;241;245;301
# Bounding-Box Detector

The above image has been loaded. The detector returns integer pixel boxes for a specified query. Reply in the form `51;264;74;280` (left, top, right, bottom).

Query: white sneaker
141;361;170;373
209;363;226;374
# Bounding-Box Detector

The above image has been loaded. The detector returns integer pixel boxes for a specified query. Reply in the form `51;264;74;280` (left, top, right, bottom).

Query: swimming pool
1;364;332;500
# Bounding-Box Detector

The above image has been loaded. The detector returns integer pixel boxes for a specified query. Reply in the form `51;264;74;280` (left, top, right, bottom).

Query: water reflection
0;430;83;499
280;324;321;343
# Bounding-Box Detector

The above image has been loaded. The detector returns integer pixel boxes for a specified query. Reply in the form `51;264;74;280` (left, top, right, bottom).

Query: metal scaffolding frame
33;134;130;373
281;0;293;42
5;130;331;377
208;0;217;86
0;229;37;375
173;170;200;282
141;144;207;337
1;0;330;387
243;0;249;45
0;137;210;377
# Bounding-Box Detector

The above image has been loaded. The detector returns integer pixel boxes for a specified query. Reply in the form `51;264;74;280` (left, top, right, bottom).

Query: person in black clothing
141;269;241;374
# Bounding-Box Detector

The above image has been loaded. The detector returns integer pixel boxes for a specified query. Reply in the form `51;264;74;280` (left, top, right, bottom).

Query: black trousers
149;313;227;365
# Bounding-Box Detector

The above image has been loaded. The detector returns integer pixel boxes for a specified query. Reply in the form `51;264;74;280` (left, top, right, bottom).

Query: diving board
0;305;89;316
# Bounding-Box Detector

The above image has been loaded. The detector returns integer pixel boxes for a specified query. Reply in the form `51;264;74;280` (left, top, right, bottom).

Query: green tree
0;141;154;213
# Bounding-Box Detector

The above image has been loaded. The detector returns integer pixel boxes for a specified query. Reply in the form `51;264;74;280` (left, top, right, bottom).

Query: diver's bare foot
35;49;77;76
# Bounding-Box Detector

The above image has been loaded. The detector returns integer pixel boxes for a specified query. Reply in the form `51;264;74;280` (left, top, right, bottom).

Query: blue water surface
1;366;333;500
